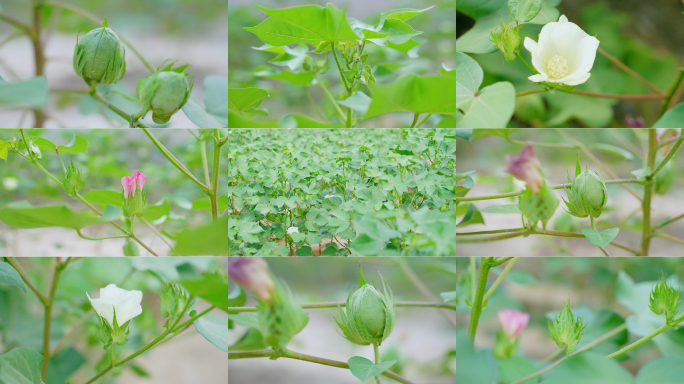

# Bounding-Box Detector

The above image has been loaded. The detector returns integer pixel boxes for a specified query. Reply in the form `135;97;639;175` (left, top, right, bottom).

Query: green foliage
194;314;229;352
347;356;397;382
0;76;48;110
0;348;45;384
582;227;619;249
0;261;26;293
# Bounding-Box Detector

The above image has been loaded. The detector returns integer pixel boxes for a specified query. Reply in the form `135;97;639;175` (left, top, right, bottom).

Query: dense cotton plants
0;257;228;383
229;3;456;128
227;129;457;256
458;257;684;384
456;128;684;256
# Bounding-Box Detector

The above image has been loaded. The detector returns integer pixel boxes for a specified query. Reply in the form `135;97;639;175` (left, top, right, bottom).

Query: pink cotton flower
407;187;413;192
426;159;433;165
121;170;146;199
504;143;543;194
498;309;530;338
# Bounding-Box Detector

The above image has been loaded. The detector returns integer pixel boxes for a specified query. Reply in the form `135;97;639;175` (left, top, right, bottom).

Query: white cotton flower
524;15;599;86
87;284;143;327
3;177;19;191
287;226;299;234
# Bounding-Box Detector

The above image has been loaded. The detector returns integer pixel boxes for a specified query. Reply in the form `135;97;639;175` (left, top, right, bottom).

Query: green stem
415;113;432;128
590;216;596;231
482;257;517;303
139;128;210;194
648;134;684;178
76;229;130;241
305;86;326;120
110;344;115;365
228;301;455;314
228;349;414;384
659;64;684;117
313;72;346;121
653;232;684;246
373;342;382;384
200;139;211;186
554;87;667;100
409;113;419;128
515;51;537;75
41;262;65;380
210;129;221;220
641;130;658;256
88;90;149;127
331;46;350;93
505;137;578;149
597;47;662;94
5;258;48;304
516;88;550;97
0;11;33;34
467;258;491;344
607;314;684;359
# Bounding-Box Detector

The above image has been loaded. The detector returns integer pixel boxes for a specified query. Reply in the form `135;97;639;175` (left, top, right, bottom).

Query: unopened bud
73;18;126;86
491;21;520;62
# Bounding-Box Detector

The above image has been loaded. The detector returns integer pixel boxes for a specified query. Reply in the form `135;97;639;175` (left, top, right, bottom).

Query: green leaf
174;216;228;256
0;261;27;293
255;68;313;86
228;286;246;307
0;139;8;161
277;114;342;128
45;347;85;384
0;204;101;230
498;357;536;384
636;357;684;384
591;143;634;161
457;82;515;128
358;265;366;288
653;102;684;128
244;4;360;46
456;203;485;227
365;75;456;118
457;0;507;19
504;270;537;285
631;167;650;179
338;91;372;115
456;52;483;109
194;314;228;352
179;271;229;312
581;227;619;249
480;204;521;214
33;135;88;154
508;0;542;22
0;76;48;110
183;96;225;128
347;356;396;382
378;19;422;45
543;351;632;384
203;75;228;119
227;314;260;328
379;6;434;23
268;44;310;71
228;88;269;114
440;290;456;302
229;328;266;351
0;347;45;384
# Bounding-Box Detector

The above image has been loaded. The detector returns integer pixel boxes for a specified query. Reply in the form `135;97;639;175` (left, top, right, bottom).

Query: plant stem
641;129;658;256
139;127;210;194
42;1;155;72
648;134;684;178
5;258;48;304
373;342;382;384
41;261;65;379
555;88;667;100
332;46;350;93
305;86;326;120
31;1;46;128
515;88;550;97
456;179;645;202
210;129;222;220
228;301;454;314
409;113;419;128
199;139;211;186
0;12;33;34
228;349;414;384
482;257;517;303
597;47;662;94
88;90;150;127
415;113;432;128
467;258;491;344
607;314;684;359
397;260;457;327
81;306;214;384
659;63;684;117
110;344;115;365
653;232;684;246
590;216;596;231
515;51;537;75
76;229;129;241
313;72;346;122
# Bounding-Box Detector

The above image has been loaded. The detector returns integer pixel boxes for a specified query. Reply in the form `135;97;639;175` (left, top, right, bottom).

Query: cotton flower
87;284;143;327
287;226;299;234
498;309;530;338
524;15;599;86
121;170;148;218
228;257;275;301
121;170;146;199
505;143;543;194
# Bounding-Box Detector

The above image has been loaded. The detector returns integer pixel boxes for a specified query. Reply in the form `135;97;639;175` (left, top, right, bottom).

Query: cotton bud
121;170;148;218
228;257;275;301
159;282;189;319
547;300;586;357
564;169;607;218
649;275;681;327
505;143;543;194
491;21;520;62
256;279;309;350
136;63;193;124
494;309;530;359
73;18;126;86
63;159;85;196
336;267;395;346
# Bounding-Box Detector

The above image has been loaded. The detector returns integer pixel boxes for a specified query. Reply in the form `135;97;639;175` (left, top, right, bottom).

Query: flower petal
558;14;568;23
561;72;591;86
524;37;538;56
528;74;547;83
569;36;600;77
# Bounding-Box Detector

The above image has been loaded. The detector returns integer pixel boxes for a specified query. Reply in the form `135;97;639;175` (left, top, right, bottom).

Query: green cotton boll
351;285;387;337
73;19;126;86
136;63;194;124
490;21;520;62
563;170;607;218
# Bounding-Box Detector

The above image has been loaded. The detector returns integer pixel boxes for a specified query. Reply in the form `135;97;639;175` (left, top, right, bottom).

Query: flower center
547;54;570;79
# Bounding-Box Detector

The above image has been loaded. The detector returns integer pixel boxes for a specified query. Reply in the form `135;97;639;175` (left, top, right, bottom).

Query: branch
228;301;455;314
555;88;667;100
0;12;33;35
228;348;415;384
598;47;662;94
660;63;684;117
515;88;549;97
5;258;48;304
88;90;149;127
397;260;457;327
607;314;684;359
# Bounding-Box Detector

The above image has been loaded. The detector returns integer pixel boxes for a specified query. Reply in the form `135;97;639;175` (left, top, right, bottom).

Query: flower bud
121;170;148;218
336;267;395;346
493;309;530;359
649;275;681;326
73;18;126;86
256;279;309;350
491;21;521;62
505;143;543;194
563;159;607;218
159;282;189;319
228;257;275;301
547;300;586;357
64;159;85;196
136;63;193;124
519;182;559;229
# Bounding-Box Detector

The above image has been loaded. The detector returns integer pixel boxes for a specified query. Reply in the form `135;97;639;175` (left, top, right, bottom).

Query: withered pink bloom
228;257;275;301
626;116;645;128
498;309;530;338
505;143;543;194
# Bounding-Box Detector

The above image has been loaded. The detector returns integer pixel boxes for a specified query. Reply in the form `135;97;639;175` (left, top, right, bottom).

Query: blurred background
0;257;228;384
229;257;456;384
228;0;456;127
457;0;684;128
456;257;684;376
0;0;227;127
0;128;226;256
456;129;684;256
